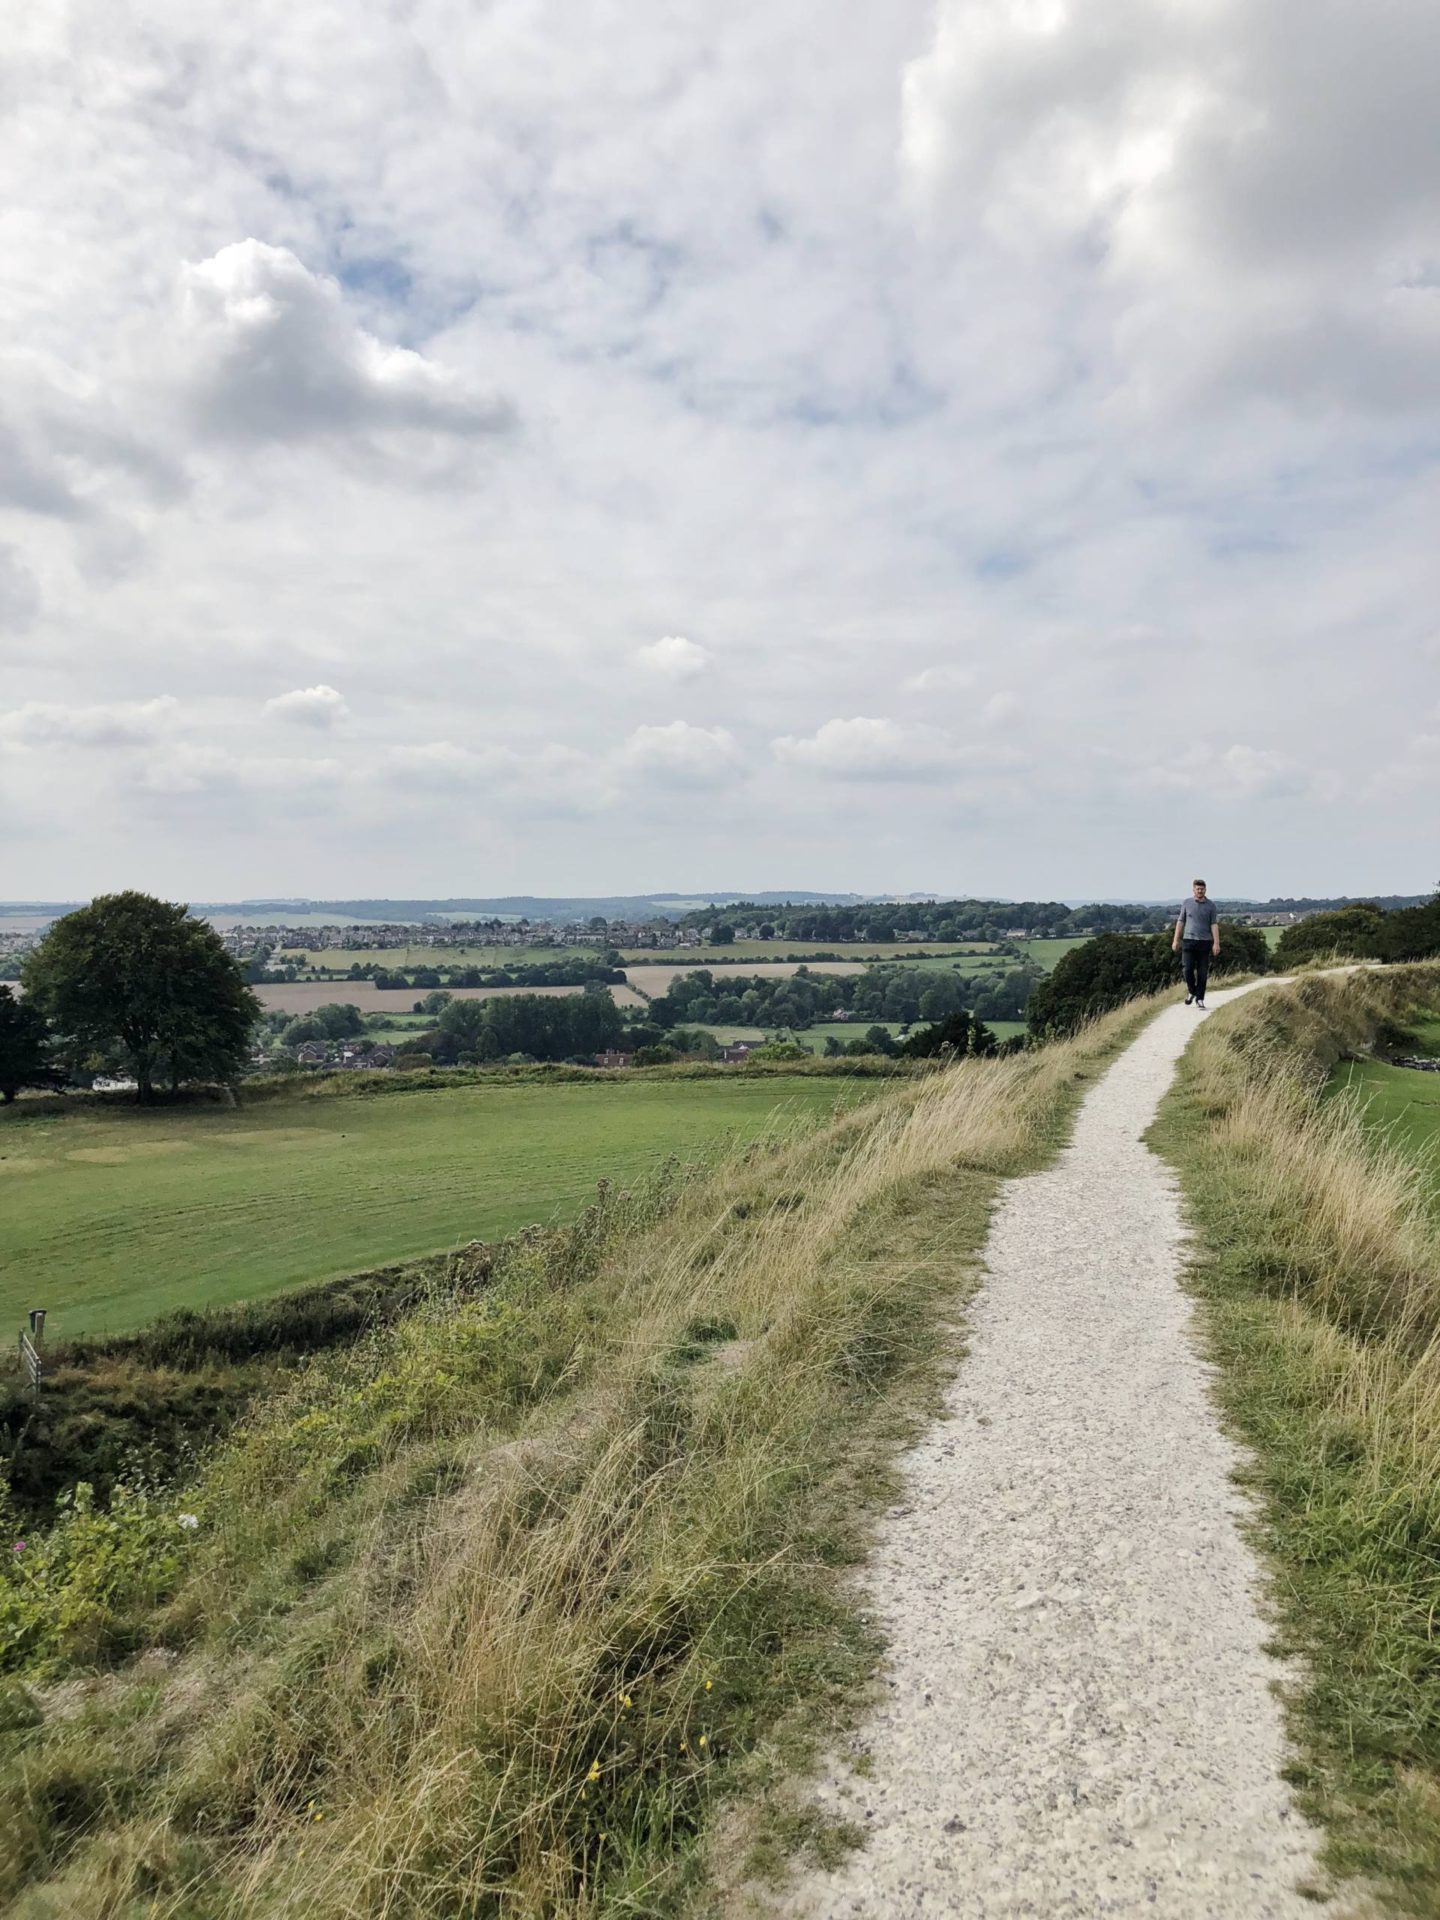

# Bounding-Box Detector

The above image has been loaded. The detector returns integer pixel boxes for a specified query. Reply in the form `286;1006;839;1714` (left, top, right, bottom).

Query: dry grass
0;998;1161;1919
1152;962;1440;1911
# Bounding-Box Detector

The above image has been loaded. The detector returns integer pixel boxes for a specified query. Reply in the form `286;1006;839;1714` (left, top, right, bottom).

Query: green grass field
1017;936;1089;967
0;1078;871;1340
1329;1013;1440;1205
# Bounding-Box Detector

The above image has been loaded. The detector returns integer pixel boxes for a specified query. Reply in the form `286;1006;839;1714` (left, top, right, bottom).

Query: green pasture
1017;937;1089;967
796;1022;904;1051
0;1078;870;1340
1328;1014;1440;1207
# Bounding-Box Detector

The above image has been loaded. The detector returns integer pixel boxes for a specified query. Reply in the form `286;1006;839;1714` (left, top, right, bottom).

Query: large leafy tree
0;985;60;1103
22;892;260;1101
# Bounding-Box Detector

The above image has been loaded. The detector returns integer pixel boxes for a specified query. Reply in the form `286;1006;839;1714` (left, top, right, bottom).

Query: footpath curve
781;981;1332;1919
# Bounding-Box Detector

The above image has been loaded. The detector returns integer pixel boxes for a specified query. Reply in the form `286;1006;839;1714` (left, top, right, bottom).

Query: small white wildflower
177;1513;200;1532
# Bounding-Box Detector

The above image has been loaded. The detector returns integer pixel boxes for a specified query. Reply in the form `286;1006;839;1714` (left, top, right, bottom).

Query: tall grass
1152;963;1440;1912
0;999;1158;1919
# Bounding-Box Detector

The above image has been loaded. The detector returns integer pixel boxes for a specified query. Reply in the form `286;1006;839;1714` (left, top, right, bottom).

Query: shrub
1274;903;1385;967
0;1482;200;1676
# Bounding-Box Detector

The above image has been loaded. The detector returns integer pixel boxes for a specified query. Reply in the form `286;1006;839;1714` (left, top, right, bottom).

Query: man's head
1192;879;1208;899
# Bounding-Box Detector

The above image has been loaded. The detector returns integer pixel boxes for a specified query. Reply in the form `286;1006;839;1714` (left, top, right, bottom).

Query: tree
1373;896;1440;963
312;1002;364;1039
22;892;260;1101
0;986;59;1102
1274;904;1384;968
710;923;735;946
901;1010;973;1059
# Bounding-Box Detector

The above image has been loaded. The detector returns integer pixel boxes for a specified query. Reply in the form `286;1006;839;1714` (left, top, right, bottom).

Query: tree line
686;899;1176;943
1025;926;1275;1037
646;962;1038;1032
1272;897;1440;968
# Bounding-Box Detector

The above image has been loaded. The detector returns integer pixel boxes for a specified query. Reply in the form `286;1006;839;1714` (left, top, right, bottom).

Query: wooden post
18;1309;44;1398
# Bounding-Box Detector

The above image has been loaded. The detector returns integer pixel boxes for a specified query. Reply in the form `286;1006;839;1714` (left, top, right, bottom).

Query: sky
3;0;1438;904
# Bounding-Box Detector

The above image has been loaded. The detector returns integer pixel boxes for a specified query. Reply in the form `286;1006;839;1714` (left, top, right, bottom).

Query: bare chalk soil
780;984;1332;1918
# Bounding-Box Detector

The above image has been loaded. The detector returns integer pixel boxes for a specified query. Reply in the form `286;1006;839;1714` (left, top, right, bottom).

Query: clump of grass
0;997;1160;1917
1152;962;1440;1912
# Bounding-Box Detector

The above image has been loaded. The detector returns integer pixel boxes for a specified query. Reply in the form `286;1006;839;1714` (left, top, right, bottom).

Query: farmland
622;959;868;997
256;980;647;1015
276;939;1001;971
0;1076;875;1339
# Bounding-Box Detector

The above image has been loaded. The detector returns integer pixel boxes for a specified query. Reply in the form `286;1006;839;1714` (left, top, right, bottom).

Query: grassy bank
0;994;1160;1919
1151;963;1440;1912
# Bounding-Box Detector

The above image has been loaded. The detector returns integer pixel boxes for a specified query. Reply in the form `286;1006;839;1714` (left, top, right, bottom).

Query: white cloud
772;717;960;781
620;721;740;788
901;0;1440;415
176;241;514;443
981;690;1021;727
1140;743;1310;803
634;635;712;679
264;684;350;728
902;664;976;694
135;746;343;796
0;544;40;631
0;696;179;749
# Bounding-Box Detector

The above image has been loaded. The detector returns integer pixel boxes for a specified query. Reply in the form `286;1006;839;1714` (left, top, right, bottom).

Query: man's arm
1172;909;1184;952
1212;912;1220;956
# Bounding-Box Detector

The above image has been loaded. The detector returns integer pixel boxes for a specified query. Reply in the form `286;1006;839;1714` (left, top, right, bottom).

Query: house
721;1041;760;1063
594;1049;633;1069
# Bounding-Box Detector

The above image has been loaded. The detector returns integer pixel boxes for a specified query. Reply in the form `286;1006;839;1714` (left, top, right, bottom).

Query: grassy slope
1328;1013;1440;1213
0;1079;872;1340
0;996;1163;1919
1152;965;1440;1913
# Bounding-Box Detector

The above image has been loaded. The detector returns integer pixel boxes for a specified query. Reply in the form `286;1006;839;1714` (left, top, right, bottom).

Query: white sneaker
1184;993;1194;1005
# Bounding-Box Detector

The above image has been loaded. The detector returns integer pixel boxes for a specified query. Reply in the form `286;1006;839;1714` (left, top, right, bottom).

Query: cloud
901;0;1440;415
902;665;977;694
176;241;515;443
981;690;1021;727
0;545;39;632
620;721;740;788
0;696;179;749
134;746;343;796
634;635;712;679
772;717;960;781
264;684;350;728
1139;742;1311;803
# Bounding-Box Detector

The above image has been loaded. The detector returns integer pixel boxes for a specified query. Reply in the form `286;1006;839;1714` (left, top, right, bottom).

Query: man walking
1173;879;1220;1007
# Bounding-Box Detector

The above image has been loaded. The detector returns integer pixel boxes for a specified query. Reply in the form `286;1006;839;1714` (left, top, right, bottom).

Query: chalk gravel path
781;983;1332;1919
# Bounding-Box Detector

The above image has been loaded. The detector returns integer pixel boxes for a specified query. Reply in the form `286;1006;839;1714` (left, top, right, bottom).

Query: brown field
622;959;868;997
257;981;647;1015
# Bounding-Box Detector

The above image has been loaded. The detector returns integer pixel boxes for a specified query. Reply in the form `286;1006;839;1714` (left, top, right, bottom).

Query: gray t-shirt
1178;896;1218;941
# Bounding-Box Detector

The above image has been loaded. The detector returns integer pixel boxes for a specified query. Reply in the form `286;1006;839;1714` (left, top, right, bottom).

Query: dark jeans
1181;940;1213;1000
